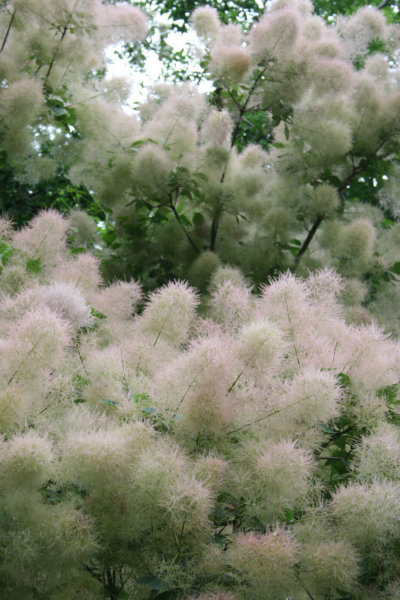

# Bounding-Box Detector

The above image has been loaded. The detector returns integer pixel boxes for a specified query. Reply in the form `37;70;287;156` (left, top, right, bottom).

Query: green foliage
0;153;102;227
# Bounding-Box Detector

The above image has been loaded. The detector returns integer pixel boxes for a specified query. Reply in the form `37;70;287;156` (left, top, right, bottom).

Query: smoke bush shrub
2;0;400;335
1;212;400;599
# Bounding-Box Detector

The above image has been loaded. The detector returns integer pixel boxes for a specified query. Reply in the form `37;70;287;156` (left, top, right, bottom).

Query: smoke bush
4;0;400;340
0;213;400;598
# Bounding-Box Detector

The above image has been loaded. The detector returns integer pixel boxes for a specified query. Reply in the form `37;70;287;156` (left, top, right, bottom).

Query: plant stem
170;201;200;253
210;204;222;251
316;455;348;461
320;425;355;449
227;371;243;394
293;132;393;271
44;0;80;83
292;214;325;272
284;292;301;367
209;62;271;251
44;25;68;83
0;9;16;53
226;397;307;436
337;135;392;194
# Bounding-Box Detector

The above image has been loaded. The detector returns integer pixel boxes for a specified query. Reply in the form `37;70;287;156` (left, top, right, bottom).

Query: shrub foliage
1;0;400;332
0;211;400;599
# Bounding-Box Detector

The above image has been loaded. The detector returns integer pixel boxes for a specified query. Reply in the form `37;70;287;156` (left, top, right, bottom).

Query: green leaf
142;406;157;414
100;399;118;407
288;246;300;257
179;214;192;227
336;372;351;388
72;373;90;386
132;392;150;404
284;122;290;140
130;140;144;148
320;424;336;434
389;262;400;275
90;306;107;320
377;383;400;405
247;515;266;532
26;258;42;273
380;218;394;229
193;172;208;181
70;247;86;255
192;212;205;226
329;454;350;474
0;241;14;264
283;508;295;523
52;105;67;116
102;231;117;245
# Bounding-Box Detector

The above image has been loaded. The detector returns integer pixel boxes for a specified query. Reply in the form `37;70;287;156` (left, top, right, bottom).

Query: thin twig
226;397;308;436
209;61;272;249
227;370;243;394
338;133;393;193
0;9;16;53
320;425;354;449
304;587;316;600
210;204;222;251
292;214;325;272
84;563;104;585
284;292;301;368
170;199;200;253
73;335;89;375
44;25;68;83
44;0;80;84
316;455;348;461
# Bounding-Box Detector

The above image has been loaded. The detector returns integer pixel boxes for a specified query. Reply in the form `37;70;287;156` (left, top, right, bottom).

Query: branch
293;132;394;271
316;455;348;461
227;370;243;394
303;588;316;600
169;198;200;254
210;204;222;251
0;9;16;53
44;0;80;84
292;214;325;272
226;88;242;111
338;133;393;193
72;335;89;375
209;62;272;249
230;63;271;149
284;292;301;367
226;397;309;436
44;25;68;83
84;564;104;585
320;425;355;449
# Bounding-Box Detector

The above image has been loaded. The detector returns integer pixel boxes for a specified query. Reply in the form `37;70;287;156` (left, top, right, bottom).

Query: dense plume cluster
0;212;400;598
1;0;400;597
0;0;148;174
1;0;400;333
